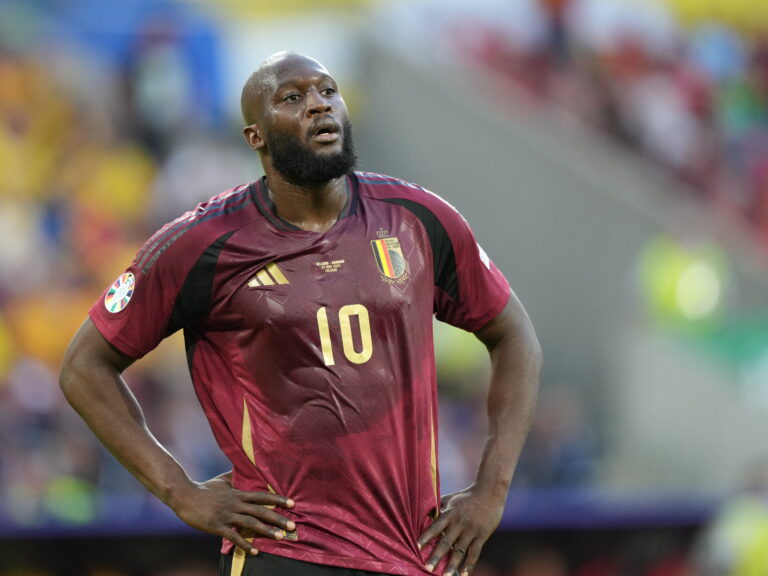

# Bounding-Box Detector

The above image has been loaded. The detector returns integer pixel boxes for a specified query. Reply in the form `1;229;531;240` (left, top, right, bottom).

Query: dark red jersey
90;172;510;575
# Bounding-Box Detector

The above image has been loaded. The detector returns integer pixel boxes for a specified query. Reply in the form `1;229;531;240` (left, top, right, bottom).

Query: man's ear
243;124;265;150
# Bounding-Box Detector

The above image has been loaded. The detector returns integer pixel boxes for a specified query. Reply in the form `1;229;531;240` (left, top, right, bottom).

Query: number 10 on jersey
316;305;373;366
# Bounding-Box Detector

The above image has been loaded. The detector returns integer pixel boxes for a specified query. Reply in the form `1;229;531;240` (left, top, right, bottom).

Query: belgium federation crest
371;237;408;281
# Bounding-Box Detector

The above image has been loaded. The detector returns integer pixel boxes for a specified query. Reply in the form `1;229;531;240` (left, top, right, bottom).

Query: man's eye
284;94;301;103
321;88;336;96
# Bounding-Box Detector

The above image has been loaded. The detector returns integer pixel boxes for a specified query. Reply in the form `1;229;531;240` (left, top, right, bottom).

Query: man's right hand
171;472;296;556
60;321;296;557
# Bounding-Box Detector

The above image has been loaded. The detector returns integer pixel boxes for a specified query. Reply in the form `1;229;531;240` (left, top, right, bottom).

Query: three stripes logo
247;262;289;288
371;237;407;280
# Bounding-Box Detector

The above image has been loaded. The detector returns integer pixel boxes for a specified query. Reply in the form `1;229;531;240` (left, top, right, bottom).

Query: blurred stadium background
1;0;768;574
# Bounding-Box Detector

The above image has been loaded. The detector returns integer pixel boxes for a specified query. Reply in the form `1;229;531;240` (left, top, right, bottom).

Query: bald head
240;51;330;125
239;51;356;182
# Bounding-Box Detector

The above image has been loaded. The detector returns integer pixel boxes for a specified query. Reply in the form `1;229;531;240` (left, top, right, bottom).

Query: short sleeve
431;200;510;332
89;217;202;359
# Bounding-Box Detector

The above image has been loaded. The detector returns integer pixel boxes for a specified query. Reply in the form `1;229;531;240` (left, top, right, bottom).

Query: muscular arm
59;318;295;554
472;291;541;504
418;292;542;575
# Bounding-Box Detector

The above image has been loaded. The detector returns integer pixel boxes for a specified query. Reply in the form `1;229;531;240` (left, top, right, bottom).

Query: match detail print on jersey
371;237;407;279
104;272;136;313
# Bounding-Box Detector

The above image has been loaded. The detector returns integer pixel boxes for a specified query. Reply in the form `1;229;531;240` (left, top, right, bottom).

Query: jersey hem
223;541;434;576
461;285;511;333
88;309;145;360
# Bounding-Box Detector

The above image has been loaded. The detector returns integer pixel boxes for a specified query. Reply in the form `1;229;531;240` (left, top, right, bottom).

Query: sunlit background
1;0;768;574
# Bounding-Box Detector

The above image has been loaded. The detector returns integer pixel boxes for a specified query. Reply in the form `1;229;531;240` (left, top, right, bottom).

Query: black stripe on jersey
380;198;459;301
166;230;236;337
139;185;254;273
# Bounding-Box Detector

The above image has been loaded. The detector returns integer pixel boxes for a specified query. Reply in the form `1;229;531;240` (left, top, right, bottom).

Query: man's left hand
416;486;505;576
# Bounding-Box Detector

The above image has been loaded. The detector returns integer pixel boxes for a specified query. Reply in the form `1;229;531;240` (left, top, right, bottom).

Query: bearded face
265;118;357;184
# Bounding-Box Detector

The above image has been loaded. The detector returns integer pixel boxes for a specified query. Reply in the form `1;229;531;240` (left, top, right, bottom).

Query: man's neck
265;172;348;233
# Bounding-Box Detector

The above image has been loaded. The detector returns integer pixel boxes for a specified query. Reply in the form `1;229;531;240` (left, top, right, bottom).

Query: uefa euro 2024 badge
104;272;136;313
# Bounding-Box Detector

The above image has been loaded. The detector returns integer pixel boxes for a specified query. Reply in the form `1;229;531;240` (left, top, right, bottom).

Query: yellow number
316;307;335;365
316;304;373;366
339;304;373;364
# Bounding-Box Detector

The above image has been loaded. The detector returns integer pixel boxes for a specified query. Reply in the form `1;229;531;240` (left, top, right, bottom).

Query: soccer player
59;52;542;576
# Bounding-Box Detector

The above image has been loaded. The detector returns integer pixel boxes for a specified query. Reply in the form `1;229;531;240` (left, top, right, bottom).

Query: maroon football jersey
90;172;510;575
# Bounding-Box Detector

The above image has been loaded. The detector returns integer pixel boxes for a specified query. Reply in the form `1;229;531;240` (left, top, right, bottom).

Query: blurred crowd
392;0;768;247
0;0;252;533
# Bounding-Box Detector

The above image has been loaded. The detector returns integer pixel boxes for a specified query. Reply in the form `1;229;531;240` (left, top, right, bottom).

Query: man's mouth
311;121;341;143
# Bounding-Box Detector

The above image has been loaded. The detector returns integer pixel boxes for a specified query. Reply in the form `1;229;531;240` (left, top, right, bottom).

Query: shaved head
240;51;329;125
240;51;355;183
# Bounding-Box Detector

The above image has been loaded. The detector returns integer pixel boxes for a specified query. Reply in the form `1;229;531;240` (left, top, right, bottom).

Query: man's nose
306;88;331;115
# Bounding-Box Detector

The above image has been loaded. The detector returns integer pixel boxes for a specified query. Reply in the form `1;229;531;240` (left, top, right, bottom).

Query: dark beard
266;119;357;184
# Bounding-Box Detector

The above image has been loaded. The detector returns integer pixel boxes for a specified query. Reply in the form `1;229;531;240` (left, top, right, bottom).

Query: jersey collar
252;174;359;232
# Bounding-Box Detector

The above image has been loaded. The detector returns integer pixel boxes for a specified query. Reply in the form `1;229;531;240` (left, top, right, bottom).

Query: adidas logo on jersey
247;262;289;287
